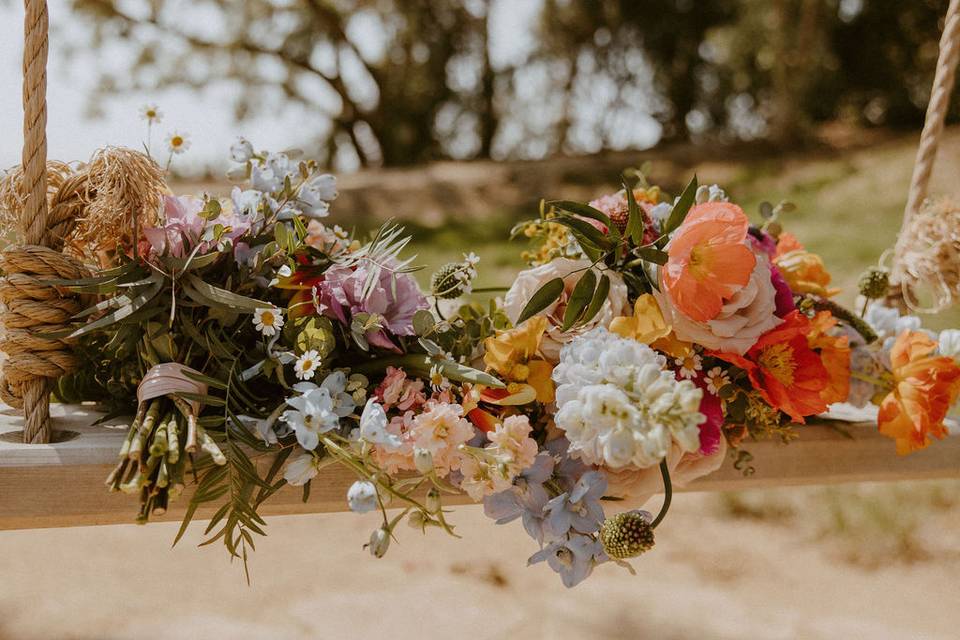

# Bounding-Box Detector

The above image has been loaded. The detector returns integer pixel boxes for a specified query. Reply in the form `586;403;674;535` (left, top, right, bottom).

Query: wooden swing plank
0;403;958;531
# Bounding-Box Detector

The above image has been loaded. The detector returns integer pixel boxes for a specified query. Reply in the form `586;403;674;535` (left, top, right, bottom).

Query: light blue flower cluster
483;439;611;587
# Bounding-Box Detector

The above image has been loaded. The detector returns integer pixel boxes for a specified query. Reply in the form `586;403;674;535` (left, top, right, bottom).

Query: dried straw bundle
893;196;960;312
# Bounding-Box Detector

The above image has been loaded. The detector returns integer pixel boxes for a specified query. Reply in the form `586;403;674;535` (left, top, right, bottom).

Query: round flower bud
607;203;630;234
430;262;468;299
366;527;390;558
414;447;434;474
858;266;890;300
407;510;429;531
599;510;655;559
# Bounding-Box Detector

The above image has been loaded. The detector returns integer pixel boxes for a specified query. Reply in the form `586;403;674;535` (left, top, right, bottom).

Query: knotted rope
891;0;960;312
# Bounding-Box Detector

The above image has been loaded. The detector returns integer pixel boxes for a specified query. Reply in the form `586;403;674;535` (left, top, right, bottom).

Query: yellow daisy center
171;136;183;147
260;311;275;326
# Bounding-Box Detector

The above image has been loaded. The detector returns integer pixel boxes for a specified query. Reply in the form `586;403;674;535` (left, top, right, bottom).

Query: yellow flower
610;294;672;344
483;317;554;403
774;249;839;297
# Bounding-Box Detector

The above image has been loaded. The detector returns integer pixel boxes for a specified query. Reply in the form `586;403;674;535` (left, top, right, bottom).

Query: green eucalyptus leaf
516;277;564;325
549;200;617;240
579;273;610;327
412;309;436;336
660;175;699;244
561;268;596;331
553;214;615;250
623;177;645;245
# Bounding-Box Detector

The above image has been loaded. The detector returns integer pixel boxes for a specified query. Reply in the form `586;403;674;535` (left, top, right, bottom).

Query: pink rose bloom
316;261;428;351
604;437;728;507
503;258;629;361
655;248;783;355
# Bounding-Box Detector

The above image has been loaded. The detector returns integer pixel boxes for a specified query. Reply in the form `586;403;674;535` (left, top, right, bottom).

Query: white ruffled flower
282;386;340;450
294;350;321;380
552;328;705;469
347;480;379;513
253;306;284;337
503;258;629;362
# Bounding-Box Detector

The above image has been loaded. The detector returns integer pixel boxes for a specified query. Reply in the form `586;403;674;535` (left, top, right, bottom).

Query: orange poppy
774;249;839;297
711;310;829;423
663;202;756;322
878;331;960;455
807;311;850;405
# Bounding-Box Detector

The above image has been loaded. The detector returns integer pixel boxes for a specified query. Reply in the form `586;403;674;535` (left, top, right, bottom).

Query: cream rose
655;250;782;355
503;258;629;362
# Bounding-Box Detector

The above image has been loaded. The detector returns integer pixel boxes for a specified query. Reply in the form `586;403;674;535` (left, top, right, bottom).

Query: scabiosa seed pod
599;510;655;559
608;203;630;234
858;266;890;300
431;262;468;299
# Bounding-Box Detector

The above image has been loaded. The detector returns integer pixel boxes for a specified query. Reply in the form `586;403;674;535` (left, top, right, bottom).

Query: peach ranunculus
807;311;851;405
774;249;839;297
877;331;960;455
654;246;782;355
503;258;629;362
662;202;757;322
482;316;555;404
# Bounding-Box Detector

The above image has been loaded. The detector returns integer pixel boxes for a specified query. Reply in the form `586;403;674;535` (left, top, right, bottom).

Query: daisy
675;352;703;379
253;306;284;336
294;349;321;380
139;104;163;124
166;131;191;155
704;366;730;396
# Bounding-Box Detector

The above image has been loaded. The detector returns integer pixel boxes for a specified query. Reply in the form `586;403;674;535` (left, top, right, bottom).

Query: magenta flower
316;262;428;350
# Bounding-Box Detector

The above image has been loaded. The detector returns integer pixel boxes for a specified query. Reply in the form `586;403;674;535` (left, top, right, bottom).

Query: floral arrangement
13;110;959;588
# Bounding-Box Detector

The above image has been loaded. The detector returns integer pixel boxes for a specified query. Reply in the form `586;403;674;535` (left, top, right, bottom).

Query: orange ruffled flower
807;311;851;405
774;232;804;258
663;202;756;323
774;249;839;297
711;310;829;423
483;316;555;404
877;331;960;455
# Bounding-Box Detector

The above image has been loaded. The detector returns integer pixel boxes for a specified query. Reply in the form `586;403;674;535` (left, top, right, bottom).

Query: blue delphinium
482;440;611;587
528;534;606;588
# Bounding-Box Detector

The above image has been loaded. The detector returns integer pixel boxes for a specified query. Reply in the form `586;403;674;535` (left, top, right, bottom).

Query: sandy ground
2;485;958;640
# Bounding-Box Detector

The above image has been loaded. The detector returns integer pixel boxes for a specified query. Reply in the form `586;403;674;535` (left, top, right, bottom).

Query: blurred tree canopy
72;0;958;167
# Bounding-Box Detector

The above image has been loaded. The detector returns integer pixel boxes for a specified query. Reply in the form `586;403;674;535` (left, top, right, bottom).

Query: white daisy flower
704;366;730;396
294;349;321;380
675;353;703;380
139;104;163;124
253;306;284;336
166;131;191;154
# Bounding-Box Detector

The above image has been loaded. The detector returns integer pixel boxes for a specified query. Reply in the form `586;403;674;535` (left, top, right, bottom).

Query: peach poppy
807;311;851;405
711;310;829;423
878;331;960;455
663;202;757;323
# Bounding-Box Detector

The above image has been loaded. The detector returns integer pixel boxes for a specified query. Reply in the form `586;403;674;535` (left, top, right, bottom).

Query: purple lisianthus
316;261;428;350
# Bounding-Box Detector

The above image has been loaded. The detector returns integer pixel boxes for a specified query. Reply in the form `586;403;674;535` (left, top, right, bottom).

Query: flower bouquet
8;123;959;588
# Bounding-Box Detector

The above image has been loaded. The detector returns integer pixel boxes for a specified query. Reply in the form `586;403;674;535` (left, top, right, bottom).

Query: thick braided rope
895;0;960;270
4;0;65;443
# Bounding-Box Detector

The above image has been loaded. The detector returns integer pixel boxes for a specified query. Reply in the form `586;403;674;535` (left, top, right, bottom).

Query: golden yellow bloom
610;294;671;344
483;317;555;403
774;249;839;297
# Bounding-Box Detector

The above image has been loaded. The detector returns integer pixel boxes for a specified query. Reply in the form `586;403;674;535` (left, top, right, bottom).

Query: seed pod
430;262;469;299
858;266;890;300
599;510;655;559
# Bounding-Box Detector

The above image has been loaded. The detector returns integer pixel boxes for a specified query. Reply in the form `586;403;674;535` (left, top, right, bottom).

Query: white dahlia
552;328;705;469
